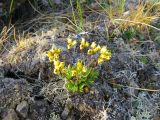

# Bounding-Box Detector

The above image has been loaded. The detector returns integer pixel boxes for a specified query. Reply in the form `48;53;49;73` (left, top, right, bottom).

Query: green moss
140;56;149;64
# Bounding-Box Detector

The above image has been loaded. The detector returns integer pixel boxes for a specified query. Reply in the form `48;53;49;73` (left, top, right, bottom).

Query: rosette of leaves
64;65;99;93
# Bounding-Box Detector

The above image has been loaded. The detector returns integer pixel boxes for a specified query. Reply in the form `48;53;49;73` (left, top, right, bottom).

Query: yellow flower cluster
87;42;101;55
80;38;89;50
47;48;66;75
47;37;111;76
71;59;87;77
86;42;111;64
53;60;65;75
67;38;77;50
98;46;111;64
47;48;61;62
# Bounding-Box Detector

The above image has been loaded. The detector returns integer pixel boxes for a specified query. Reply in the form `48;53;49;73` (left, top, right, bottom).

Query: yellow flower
76;59;83;71
100;51;111;60
99;46;111;61
80;44;84;50
87;49;93;55
49;57;54;62
47;48;61;62
81;38;85;45
59;62;65;69
47;51;54;58
67;38;72;44
56;48;61;53
47;50;55;62
72;40;77;45
67;44;71;50
67;38;77;50
91;42;96;49
98;57;104;64
54;69;60;75
54;60;60;66
100;54;107;59
105;55;111;60
80;38;89;50
95;45;101;52
97;45;111;64
82;66;87;73
85;42;89;47
53;48;61;54
72;70;77;76
105;52;111;60
54;54;59;60
53;60;66;75
88;44;101;54
100;46;107;54
93;48;98;53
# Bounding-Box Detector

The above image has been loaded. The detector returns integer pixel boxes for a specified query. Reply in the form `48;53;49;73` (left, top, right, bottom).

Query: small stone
61;106;70;119
16;101;29;118
61;100;73;119
3;109;19;120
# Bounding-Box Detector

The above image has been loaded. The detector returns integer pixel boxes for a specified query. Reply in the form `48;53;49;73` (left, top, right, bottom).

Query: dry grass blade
0;26;14;52
108;81;160;92
114;18;160;31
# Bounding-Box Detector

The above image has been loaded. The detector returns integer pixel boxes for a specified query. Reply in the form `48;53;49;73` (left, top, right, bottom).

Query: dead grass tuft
6;34;38;64
116;1;160;30
0;26;14;53
96;0;160;31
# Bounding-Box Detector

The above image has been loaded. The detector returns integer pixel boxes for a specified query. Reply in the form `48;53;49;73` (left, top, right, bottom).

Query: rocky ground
0;0;160;120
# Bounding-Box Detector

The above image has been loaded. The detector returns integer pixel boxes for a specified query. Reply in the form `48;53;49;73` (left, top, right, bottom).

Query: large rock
2;109;19;120
16;101;29;118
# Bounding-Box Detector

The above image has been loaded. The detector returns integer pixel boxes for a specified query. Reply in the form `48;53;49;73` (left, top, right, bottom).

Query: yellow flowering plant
47;37;111;93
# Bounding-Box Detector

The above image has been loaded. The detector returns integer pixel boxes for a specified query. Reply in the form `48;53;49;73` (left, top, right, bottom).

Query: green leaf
123;27;136;40
79;83;86;92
